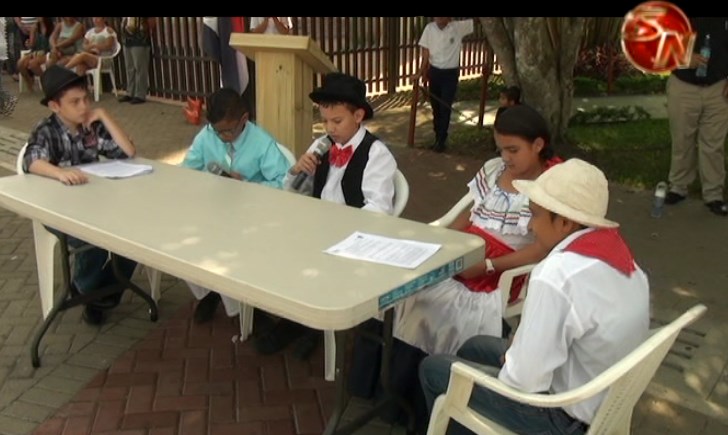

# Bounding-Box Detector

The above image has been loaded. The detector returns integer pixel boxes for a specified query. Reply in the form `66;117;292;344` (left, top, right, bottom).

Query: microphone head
313;136;333;156
206;161;224;175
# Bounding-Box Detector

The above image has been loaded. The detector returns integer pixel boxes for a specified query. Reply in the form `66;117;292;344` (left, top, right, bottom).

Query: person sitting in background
65;17;116;75
47;17;84;67
494;85;521;123
180;87;292;323
17;17;54;92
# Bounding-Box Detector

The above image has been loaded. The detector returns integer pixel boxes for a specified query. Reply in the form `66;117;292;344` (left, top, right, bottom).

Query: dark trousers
45;227;137;296
428;67;459;145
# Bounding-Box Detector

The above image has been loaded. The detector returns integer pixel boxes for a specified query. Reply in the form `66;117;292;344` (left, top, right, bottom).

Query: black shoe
82;305;105;325
130;97;146;105
706;200;728;216
118;95;133;103
193;292;221;324
88;290;124;310
254;319;307;355
664;191;686;205
292;330;320;360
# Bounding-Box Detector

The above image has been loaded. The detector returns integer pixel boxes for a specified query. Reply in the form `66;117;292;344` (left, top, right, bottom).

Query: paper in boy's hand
324;231;441;269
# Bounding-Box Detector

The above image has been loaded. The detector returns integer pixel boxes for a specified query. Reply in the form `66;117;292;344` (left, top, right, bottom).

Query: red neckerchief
330;145;354;167
564;229;636;276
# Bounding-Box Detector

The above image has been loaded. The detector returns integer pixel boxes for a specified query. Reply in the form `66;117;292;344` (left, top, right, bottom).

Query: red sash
564;229;636;276
453;225;525;302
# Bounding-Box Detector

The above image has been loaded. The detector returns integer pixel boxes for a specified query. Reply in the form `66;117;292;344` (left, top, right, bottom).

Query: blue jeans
419;335;588;435
428;66;459;144
45;227;137;296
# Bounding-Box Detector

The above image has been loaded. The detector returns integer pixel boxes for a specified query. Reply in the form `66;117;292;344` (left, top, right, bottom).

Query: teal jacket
182;121;290;189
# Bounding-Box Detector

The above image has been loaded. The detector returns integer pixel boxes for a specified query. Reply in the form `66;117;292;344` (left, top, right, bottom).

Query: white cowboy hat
513;158;619;228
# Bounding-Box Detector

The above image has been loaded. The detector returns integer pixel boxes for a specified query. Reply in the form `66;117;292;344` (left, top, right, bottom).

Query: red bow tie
330;145;354;167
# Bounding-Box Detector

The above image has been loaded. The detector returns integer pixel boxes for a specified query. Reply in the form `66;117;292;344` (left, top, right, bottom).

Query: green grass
447;118;728;192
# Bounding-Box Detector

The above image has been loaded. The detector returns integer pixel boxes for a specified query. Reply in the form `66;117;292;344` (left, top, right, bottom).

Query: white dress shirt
283;126;397;215
419;19;474;69
499;228;650;424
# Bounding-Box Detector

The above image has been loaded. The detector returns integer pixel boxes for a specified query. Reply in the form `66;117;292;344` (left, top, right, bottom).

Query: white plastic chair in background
86;39;121;102
16;143;162;319
426;304;707;435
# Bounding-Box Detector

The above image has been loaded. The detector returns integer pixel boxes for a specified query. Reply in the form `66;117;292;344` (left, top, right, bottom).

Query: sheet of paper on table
324;231;442;269
78;161;154;179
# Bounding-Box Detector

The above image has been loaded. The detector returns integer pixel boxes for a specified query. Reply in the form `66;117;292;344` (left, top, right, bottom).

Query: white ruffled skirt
394;278;503;355
186;281;240;317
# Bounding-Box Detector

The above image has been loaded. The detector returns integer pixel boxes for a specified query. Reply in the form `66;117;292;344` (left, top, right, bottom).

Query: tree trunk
479;17;585;151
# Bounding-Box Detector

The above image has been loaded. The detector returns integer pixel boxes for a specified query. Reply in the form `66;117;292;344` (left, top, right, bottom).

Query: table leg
30;237;159;367
322;309;416;435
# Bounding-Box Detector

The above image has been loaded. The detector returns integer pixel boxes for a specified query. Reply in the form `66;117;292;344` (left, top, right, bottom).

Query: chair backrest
98;39;122;71
16;143;29;175
497;263;536;318
393;169;409;217
586;304;707;431
276;143;296;166
429;192;473;227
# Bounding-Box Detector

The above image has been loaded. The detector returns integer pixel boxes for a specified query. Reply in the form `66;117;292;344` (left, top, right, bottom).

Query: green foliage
566;119;672;189
569;105;651;126
573;76;607;97
613;74;668;95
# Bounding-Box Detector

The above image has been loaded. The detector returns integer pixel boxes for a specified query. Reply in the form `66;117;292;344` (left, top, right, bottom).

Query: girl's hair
500;86;521;104
493;104;554;160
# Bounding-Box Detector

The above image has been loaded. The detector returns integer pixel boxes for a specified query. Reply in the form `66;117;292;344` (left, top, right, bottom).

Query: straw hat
513;158;619;228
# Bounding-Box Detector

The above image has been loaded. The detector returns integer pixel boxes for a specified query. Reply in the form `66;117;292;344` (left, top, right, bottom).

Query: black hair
500;86;521;104
493;104;554;161
206;88;250;124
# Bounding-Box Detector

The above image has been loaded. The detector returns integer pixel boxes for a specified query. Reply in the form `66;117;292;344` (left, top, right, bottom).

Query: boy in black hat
22;65;138;325
254;72;398;358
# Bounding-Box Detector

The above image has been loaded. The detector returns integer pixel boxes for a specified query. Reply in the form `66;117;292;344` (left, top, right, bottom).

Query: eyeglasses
210;116;246;139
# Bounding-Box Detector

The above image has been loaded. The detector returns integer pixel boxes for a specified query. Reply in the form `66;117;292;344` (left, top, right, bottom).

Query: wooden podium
229;33;337;157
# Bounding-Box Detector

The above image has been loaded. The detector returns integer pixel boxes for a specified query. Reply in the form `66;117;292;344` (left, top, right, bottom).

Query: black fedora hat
309;72;373;120
40;65;87;106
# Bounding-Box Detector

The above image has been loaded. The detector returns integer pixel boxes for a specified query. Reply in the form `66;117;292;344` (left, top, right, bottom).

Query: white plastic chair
16;143;161;318
426;304;707;435
85;39;121;102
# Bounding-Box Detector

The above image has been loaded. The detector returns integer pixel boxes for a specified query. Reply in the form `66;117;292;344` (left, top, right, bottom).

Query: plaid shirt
23;114;128;172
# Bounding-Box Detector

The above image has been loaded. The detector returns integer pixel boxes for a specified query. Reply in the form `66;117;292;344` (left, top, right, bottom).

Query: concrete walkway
0;73;727;434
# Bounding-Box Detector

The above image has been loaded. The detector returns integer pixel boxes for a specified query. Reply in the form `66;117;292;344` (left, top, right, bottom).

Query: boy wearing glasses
181;87;291;323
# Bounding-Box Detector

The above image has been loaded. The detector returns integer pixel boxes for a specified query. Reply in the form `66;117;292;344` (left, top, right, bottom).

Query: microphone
292;136;333;190
207;162;232;178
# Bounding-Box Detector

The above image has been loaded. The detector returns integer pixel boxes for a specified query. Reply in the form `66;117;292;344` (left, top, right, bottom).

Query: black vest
312;131;377;208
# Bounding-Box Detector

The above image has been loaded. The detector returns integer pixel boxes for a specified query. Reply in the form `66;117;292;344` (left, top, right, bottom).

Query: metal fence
107;17;491;102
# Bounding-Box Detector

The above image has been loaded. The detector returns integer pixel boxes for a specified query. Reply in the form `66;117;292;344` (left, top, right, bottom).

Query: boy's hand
230;171;245;181
292;152;320;176
84;108;107;129
57;168;89;185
